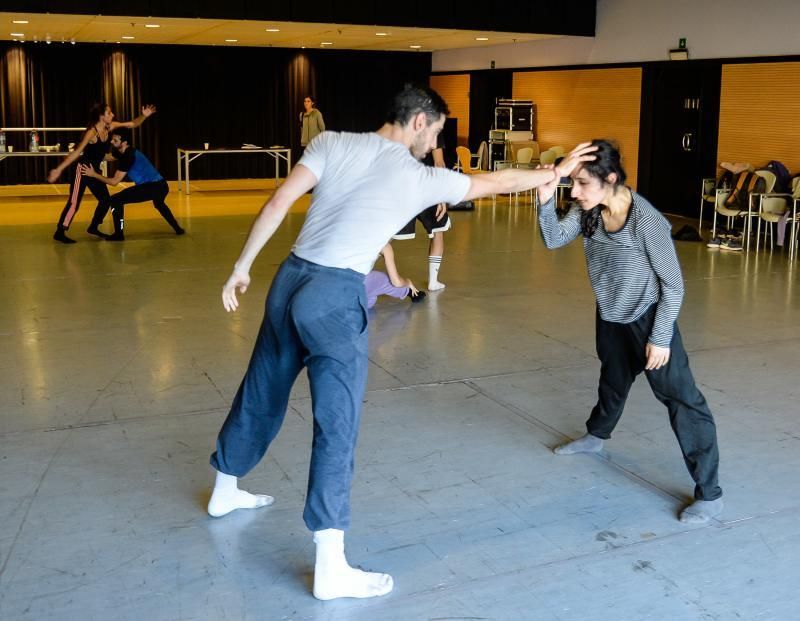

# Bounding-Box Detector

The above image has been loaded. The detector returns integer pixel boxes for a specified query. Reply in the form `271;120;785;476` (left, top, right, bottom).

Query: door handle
682;132;693;152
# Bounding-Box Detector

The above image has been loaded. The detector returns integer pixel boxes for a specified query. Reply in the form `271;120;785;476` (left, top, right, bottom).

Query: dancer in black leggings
80;128;183;240
48;102;156;243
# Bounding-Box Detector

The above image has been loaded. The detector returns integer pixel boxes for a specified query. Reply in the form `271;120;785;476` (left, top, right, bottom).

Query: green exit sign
679;38;687;49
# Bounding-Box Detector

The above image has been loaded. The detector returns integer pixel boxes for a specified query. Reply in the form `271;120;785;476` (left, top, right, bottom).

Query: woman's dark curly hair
578;139;627;238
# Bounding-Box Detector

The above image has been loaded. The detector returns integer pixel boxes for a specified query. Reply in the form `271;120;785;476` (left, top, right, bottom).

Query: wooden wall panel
430;73;470;146
718;62;800;173
513;68;642;188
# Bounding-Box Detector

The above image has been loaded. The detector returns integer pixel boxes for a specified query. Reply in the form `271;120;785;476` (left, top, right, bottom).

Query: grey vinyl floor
1;197;798;620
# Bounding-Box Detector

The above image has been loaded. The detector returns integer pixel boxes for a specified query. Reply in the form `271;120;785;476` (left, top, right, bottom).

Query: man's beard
410;137;428;161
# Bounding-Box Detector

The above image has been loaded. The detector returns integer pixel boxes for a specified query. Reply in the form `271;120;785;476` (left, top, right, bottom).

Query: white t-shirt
293;131;471;274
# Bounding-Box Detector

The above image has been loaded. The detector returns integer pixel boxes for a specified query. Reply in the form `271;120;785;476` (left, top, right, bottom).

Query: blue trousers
211;254;369;531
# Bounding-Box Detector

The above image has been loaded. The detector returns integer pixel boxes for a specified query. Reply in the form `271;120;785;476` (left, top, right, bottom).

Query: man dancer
208;83;596;600
393;131;450;290
80;128;184;240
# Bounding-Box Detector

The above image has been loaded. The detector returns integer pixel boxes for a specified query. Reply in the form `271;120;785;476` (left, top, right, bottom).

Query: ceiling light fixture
70;38;76;45
145;24;160;28
265;28;280;32
10;32;25;37
12;20;29;24
122;35;134;39
225;39;238;42
320;41;333;46
476;37;489;41
409;45;421;49
375;32;389;36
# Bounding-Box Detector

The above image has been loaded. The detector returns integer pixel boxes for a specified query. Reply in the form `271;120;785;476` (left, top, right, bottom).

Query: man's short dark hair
386;83;450;126
112;128;132;145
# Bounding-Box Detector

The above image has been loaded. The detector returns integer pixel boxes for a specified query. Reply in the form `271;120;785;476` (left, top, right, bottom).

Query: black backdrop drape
0;42;431;184
467;69;513;152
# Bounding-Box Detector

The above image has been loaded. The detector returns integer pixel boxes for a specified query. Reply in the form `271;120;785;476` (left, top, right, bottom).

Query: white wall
432;0;800;72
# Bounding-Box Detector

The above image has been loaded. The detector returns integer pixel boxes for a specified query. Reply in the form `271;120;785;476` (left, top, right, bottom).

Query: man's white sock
312;528;393;600
207;470;274;518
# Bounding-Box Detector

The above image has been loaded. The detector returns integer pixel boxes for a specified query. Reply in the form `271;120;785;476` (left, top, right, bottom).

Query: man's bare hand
79;163;96;178
222;270;251;312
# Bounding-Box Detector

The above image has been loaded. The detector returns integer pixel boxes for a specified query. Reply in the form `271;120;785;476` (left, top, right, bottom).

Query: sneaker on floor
409;290;427;303
53;229;76;244
720;238;743;251
706;237;722;248
87;225;110;240
105;232;125;242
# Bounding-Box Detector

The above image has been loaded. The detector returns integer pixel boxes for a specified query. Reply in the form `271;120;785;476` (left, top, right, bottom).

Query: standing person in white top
299;96;325;154
207;83;596;601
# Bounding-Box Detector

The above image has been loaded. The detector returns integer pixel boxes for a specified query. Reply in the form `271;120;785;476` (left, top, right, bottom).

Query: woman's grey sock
554;434;604;455
679;498;723;524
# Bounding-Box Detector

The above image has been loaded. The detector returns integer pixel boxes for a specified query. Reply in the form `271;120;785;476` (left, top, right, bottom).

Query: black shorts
393;205;452;240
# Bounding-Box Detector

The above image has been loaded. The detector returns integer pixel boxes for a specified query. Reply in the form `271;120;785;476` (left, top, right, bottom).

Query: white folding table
0;151;69;163
1;126;107;180
176;147;292;194
0;151;109;179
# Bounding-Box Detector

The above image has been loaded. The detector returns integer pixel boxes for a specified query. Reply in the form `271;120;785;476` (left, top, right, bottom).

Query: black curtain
0;46;39;181
1;42;431;185
467;69;512;152
315;51;435;132
1;44;102;183
287;52;316;160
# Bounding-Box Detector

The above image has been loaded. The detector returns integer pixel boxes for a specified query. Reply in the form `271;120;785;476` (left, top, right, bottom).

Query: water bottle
30;130;39;152
0;130;6;152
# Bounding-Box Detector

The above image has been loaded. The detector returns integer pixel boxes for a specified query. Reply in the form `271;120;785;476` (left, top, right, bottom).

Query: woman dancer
537;140;723;524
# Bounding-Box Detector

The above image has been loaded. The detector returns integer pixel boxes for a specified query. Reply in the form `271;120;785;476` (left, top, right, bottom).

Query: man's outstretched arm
462;142;597;202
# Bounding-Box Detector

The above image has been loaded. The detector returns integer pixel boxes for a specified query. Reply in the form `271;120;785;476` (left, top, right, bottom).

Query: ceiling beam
2;1;596;37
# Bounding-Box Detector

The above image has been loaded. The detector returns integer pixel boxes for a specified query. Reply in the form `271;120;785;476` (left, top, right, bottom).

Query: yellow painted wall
718;62;800;173
430;74;470;147
513;67;642;188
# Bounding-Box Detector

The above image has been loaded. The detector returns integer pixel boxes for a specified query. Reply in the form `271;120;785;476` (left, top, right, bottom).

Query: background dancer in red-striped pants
47;102;156;243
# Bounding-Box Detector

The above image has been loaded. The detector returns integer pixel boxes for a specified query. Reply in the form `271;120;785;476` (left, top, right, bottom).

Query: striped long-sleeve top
538;191;684;347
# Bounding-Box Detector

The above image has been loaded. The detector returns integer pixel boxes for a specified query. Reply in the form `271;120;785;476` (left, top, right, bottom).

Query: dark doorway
468;69;512;152
638;61;721;220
